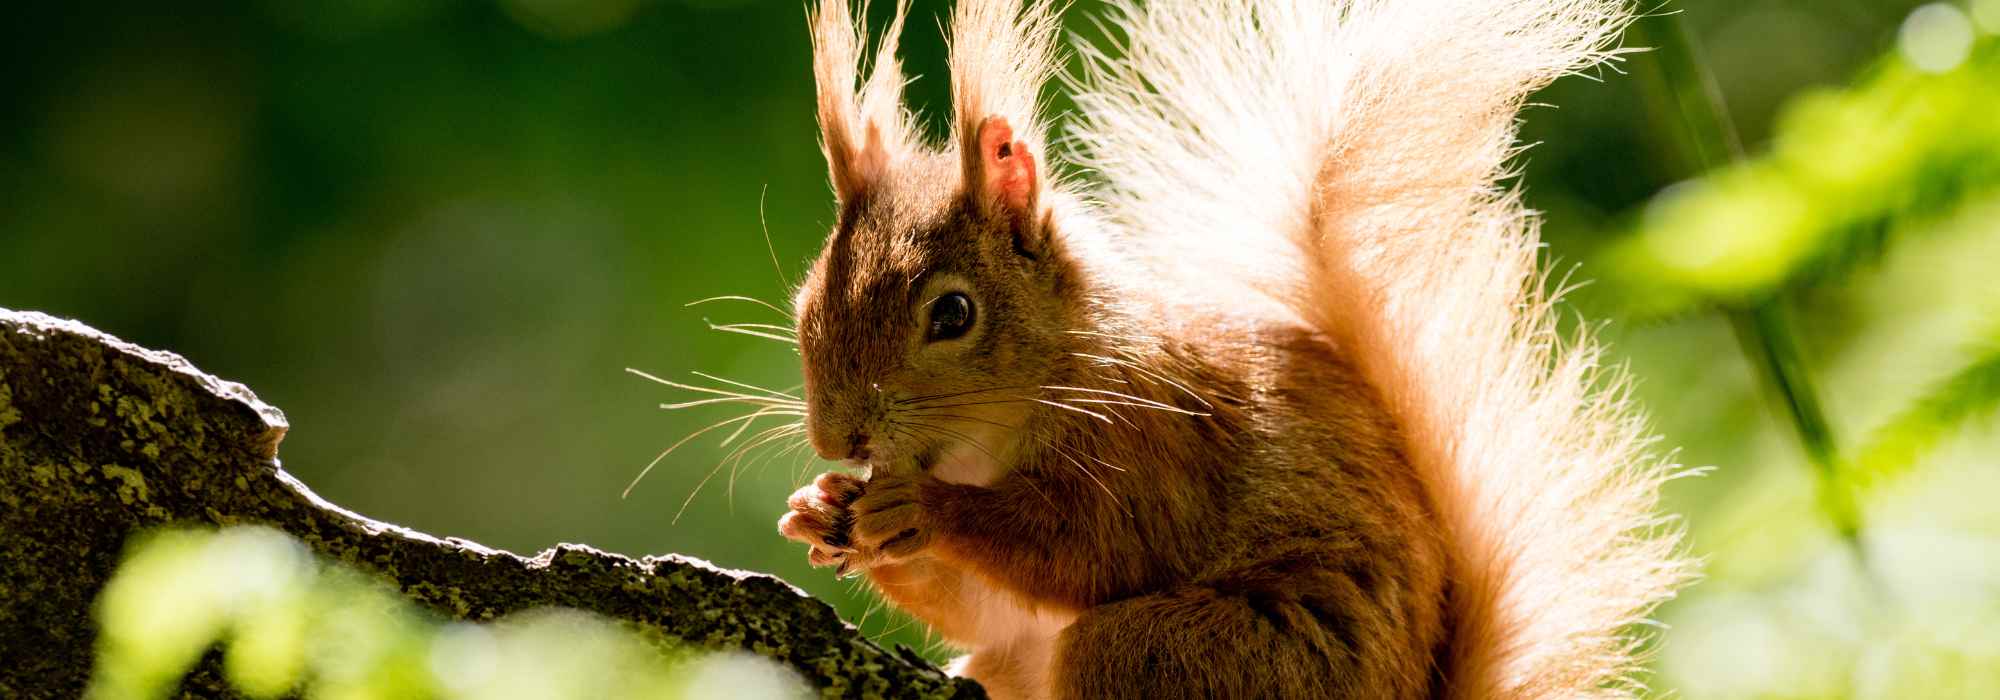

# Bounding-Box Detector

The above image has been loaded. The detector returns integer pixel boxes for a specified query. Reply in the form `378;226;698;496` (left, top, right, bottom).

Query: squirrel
764;0;1693;697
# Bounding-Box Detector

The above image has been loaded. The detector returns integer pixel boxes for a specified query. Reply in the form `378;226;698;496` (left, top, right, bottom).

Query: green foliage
1607;34;2000;317
1844;320;2000;497
88;527;809;700
1623;6;2000;698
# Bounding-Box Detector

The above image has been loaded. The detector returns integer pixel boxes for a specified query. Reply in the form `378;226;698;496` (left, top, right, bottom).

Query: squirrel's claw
782;471;867;561
847;473;932;564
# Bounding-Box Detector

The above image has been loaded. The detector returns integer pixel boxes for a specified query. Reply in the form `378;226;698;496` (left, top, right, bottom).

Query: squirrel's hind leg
1053;575;1431;700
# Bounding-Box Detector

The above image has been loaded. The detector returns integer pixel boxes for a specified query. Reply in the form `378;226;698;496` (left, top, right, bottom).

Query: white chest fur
949;573;1076;700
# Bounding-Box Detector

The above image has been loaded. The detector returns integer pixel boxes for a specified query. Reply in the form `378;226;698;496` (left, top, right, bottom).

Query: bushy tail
1069;1;1692;697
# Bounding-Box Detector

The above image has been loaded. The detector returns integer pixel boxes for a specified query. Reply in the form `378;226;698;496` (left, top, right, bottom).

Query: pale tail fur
1063;1;1692;698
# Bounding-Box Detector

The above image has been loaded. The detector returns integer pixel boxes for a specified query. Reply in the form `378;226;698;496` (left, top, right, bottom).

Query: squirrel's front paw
847;471;932;568
779;471;864;571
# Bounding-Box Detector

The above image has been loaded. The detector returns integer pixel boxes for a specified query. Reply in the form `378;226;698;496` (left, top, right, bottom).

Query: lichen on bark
0;308;977;699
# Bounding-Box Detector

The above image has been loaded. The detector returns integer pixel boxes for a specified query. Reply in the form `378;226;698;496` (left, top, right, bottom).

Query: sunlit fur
783;0;1693;698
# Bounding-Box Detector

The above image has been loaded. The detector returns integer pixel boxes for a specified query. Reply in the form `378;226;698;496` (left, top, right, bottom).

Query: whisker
894;384;1034;406
719;425;806;504
705;321;800;345
875;608;922;638
1055;397;1204;416
724;424;809;507
759;183;792;292
1084;402;1138;428
670;424;798;523
905;397;1039;411
742;427;811;474
1082;451;1129;473
687;294;793;319
900;411;1017;430
923;625;944;658
628;367;800;404
1033;398;1115;424
886;424;949;463
904;395;1115;424
625;407;796;500
690;370;802;401
1015;470;1061;513
1064;329;1160;344
858;589;886;630
892;422;1065;528
719;410;802;446
1041;438;1129;517
1070;354;1216;409
759;436;815;485
1041;385;1207;415
913;431;1065;515
671;456;734;523
891;422;1039;510
661;395;801;410
884;425;931;462
715;322;798;336
895;421;1003;464
741;433;804;480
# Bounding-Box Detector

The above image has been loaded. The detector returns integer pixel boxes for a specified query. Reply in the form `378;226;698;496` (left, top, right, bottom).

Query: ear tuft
813;0;914;205
948;0;1060;219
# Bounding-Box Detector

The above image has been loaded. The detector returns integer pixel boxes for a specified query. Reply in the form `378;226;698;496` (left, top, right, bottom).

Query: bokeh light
1901;4;1976;73
89;527;811;700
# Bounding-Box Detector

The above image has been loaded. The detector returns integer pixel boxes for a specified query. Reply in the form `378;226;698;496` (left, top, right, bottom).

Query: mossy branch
0;308;977;699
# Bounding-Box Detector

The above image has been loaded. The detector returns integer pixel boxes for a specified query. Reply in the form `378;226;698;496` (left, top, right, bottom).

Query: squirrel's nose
807;417;871;462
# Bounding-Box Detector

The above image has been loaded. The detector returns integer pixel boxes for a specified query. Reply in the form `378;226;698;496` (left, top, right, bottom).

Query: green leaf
1843;323;2000;496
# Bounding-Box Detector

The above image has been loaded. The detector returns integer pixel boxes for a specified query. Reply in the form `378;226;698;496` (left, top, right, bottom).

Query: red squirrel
762;0;1692;697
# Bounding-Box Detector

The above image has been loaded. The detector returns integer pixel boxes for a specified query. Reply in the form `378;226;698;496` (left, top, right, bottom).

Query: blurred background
4;0;1997;697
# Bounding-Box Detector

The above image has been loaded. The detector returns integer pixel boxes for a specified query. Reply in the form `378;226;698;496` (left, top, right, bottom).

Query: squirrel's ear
946;0;1059;225
812;0;912;205
965;116;1039;220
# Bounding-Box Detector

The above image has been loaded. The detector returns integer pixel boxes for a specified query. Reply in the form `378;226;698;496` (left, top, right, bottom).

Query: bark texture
0;308;976;699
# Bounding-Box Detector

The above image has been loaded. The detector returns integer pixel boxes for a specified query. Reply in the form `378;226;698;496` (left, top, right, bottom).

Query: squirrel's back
1067;1;1693;697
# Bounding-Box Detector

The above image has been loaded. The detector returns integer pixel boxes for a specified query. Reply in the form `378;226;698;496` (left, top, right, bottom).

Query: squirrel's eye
926;293;975;342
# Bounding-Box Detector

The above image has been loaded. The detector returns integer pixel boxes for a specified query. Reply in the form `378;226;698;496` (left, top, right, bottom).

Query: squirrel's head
792;0;1074;484
795;114;1079;484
